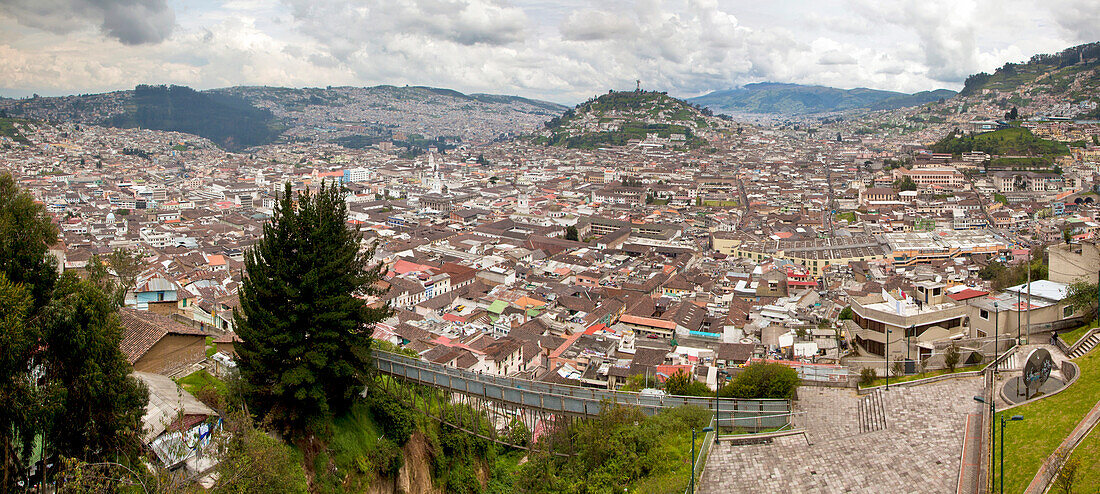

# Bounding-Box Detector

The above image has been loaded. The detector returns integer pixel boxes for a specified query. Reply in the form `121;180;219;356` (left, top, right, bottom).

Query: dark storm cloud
0;0;175;44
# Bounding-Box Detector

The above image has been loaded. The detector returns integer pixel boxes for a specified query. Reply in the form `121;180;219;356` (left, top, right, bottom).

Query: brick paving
699;377;984;493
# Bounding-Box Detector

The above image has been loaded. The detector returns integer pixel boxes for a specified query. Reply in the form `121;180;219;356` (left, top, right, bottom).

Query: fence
685;420;717;494
748;358;851;384
373;349;791;428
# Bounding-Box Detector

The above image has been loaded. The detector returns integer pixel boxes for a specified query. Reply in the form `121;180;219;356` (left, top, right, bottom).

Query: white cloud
0;0;176;45
0;0;1094;102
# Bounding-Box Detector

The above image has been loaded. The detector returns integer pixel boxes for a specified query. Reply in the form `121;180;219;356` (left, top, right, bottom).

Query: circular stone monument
1002;348;1064;404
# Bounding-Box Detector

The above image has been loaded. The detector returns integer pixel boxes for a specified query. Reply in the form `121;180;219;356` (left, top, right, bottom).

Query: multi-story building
849;281;968;361
893;167;966;189
966;280;1088;337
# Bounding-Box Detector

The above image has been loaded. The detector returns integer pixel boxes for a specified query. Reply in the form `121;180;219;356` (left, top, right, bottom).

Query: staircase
858;388;887;434
997;351;1020;371
1070;332;1100;359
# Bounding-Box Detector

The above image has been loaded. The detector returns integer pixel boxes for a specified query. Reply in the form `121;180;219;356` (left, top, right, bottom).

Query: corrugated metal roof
1005;280;1069;301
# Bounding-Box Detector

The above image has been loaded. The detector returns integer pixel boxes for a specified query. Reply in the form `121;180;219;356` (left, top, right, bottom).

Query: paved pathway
699;377;983;493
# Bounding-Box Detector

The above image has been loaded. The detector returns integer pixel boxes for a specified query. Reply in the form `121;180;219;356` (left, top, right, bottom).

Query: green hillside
0;118;31;144
688;82;956;115
541;90;712;149
959;42;1100;99
102;85;285;150
930;127;1070;156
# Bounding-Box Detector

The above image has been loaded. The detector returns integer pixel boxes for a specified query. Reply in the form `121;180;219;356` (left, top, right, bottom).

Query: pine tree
37;273;149;462
235;182;390;435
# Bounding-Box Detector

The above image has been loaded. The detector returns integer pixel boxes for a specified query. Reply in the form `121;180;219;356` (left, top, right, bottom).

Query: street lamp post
1017;288;1022;396
907;324;914;367
975;395;995;491
993;301;1000;375
691;426;715;494
1000;415;1024;494
1017;288;1022;345
885;328;892;390
713;371;719;444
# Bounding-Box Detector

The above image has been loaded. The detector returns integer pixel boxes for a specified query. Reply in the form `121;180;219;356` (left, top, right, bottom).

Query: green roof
487;300;508;314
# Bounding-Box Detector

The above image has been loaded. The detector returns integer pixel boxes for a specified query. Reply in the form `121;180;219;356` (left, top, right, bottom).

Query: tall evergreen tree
235;182;390;435
0;171;56;490
0;274;35;490
36;273;149;463
0;174;147;489
0;172;58;309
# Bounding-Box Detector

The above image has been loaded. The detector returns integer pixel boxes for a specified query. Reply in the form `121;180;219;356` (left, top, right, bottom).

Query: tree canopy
1066;279;1098;319
235;182;391;436
663;369;712;397
36;273;149;462
719;362;800;400
0;174;148;490
0;172;58;309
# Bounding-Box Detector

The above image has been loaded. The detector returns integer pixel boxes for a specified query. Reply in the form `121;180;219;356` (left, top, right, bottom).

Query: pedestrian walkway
699;377;983;493
957;413;983;494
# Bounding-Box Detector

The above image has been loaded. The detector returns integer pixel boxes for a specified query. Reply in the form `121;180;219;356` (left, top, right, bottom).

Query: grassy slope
861;364;983;389
1066;422;1100;493
1060;320;1098;347
0;118;30;143
931;127;1070;156
176;369;227;397
994;346;1100;493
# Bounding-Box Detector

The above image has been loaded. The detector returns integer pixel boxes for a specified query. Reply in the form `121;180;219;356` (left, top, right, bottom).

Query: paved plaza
699;377;984;493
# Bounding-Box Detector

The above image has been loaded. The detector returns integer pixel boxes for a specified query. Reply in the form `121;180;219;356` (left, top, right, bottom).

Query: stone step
997;352;1019;371
1070;333;1100;359
858;389;887;434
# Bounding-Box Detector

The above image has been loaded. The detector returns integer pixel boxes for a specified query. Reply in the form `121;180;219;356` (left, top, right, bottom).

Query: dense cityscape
1;4;1099;493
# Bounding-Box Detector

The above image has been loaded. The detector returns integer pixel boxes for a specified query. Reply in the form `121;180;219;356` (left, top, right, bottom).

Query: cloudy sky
0;0;1096;103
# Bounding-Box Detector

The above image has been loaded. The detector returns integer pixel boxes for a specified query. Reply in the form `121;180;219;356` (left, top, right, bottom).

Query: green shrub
365;387;415;445
664;369;712;396
859;367;877;387
719;362;800;399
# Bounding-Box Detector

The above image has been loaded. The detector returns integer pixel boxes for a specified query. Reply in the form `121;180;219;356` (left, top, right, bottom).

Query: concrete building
849;281;968;361
1048;240;1100;284
967;280;1089;338
893;167;966;189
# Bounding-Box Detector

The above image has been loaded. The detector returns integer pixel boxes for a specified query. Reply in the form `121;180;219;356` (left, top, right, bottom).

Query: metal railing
684;419;716;494
372;349;790;428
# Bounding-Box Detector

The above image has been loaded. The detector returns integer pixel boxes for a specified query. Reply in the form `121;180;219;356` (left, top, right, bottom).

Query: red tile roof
119;309;207;364
947;289;989;301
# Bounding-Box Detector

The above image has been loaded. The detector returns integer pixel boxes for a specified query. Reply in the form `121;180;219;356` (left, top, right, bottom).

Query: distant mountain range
0;85;568;151
687;82;957;116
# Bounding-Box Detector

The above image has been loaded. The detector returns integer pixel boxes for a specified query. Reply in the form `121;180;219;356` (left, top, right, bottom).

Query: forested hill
535;90;724;149
959;42;1100;97
103;85;283;150
687;82;957;116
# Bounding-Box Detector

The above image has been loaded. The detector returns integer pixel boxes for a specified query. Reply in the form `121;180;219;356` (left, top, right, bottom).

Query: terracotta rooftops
119;308;207;364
